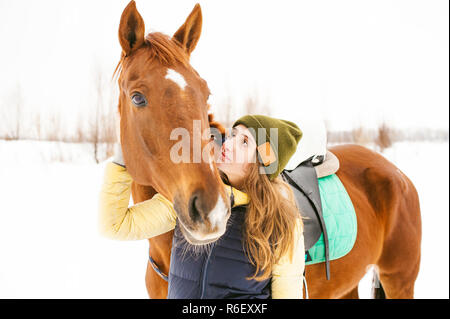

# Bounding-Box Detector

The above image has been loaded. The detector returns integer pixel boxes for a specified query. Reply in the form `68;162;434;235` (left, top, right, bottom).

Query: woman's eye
131;93;148;107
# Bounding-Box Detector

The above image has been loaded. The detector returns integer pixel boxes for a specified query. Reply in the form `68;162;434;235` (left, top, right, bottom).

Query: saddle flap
282;159;331;279
283;161;323;213
281;161;323;251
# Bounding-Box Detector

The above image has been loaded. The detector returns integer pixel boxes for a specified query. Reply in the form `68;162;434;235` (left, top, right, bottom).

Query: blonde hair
241;162;302;281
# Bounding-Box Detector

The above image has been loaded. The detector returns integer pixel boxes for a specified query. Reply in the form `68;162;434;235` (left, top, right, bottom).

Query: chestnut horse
115;1;230;298
114;2;421;299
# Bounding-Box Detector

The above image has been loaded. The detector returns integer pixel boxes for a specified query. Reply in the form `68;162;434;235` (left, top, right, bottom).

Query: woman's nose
222;138;233;153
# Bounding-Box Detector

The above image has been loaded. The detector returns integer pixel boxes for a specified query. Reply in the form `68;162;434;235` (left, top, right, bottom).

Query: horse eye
131;93;148;107
210;132;223;146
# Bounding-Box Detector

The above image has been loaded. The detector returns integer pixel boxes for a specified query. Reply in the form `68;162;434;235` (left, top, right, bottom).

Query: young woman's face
217;124;257;189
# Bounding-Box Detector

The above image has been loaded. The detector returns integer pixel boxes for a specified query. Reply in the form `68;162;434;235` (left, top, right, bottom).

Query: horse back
330;144;421;252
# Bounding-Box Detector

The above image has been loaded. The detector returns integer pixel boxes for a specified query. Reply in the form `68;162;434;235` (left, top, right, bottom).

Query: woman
99;114;305;299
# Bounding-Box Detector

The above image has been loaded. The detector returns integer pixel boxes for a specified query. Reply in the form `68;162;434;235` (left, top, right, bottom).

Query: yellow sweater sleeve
98;161;177;241
271;218;305;299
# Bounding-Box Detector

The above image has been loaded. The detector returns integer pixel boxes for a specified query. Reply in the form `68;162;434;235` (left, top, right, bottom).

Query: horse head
115;1;229;245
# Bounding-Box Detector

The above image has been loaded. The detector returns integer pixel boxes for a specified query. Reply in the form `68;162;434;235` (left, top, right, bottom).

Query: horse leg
376;253;420;299
131;182;172;299
145;261;168;298
376;237;421;299
145;233;173;299
373;170;422;299
371;268;386;298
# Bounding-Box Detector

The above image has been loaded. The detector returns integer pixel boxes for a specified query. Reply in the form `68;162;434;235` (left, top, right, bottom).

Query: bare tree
0;83;23;140
88;66;118;163
14;84;22;140
375;122;393;152
352;126;374;146
243;91;272;117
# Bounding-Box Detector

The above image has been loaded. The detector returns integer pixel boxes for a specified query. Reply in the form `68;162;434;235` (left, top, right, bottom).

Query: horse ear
173;4;202;56
118;1;146;57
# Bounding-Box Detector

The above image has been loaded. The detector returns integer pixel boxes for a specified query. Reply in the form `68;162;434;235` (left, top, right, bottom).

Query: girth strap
149;256;168;282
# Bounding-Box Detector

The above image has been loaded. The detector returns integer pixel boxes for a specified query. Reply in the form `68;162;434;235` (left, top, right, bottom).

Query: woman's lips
221;150;230;162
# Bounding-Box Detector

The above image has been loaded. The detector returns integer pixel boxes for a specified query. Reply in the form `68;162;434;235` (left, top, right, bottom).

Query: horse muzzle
174;191;231;245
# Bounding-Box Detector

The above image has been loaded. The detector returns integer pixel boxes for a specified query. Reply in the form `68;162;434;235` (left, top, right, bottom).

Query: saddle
280;150;339;280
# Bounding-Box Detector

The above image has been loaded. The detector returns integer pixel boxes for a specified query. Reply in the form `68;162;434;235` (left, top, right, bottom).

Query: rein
149;256;169;282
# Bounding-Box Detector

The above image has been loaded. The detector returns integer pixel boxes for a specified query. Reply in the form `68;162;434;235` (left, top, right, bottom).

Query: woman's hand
113;143;126;168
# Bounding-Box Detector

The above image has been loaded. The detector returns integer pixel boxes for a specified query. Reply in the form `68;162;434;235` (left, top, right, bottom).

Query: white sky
0;0;448;131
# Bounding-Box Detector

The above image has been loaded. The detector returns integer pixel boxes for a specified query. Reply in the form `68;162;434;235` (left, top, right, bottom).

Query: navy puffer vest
167;205;271;299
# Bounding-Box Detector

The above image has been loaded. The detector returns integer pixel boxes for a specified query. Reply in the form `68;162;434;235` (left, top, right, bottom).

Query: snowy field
0;140;448;299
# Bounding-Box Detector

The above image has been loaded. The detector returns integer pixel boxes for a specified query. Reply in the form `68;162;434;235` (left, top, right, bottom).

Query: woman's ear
172;4;202;56
118;1;146;57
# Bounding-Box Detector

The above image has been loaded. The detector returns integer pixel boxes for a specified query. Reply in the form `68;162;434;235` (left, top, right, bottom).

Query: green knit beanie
232;114;302;181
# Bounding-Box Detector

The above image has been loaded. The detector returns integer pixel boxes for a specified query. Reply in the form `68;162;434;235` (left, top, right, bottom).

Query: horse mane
113;32;191;81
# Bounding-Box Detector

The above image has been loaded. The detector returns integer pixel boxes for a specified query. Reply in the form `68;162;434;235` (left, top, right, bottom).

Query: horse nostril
189;195;203;223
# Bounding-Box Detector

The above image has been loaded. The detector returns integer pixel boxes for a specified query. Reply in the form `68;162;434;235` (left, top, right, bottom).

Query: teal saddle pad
305;173;357;265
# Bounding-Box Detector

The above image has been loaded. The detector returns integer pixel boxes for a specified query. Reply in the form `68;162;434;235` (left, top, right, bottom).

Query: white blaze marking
165;69;187;90
208;194;228;229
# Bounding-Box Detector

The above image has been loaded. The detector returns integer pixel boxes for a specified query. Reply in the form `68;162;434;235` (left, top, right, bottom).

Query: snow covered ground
0;140;448;298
